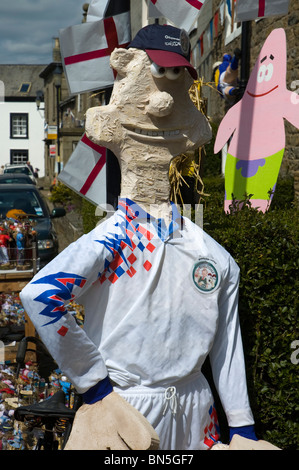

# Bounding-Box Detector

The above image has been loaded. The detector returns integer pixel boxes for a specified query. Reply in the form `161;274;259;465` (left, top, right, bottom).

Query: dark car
3;164;37;184
0;173;36;185
0;184;65;267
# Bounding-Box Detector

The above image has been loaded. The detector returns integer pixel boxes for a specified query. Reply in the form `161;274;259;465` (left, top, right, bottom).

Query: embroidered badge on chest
192;259;219;294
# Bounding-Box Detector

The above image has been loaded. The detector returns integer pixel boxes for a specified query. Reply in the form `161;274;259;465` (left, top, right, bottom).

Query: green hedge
81;198;102;233
49;182;101;233
202;177;299;450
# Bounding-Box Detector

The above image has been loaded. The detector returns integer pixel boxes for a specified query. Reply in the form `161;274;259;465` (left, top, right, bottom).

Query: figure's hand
64;391;160;450
211;435;280;450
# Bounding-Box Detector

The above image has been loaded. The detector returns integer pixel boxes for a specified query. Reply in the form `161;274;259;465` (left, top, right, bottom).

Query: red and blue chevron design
204;403;220;448
95;203;156;285
32;272;86;326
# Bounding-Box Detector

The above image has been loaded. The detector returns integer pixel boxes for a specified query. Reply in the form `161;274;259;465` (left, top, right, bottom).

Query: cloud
0;0;85;64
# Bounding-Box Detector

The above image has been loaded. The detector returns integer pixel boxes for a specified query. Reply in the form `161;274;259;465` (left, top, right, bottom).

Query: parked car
0;184;66;267
0;173;36;185
3;164;37;184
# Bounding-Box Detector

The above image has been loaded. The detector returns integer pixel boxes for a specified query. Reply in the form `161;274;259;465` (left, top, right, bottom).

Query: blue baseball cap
129;24;197;80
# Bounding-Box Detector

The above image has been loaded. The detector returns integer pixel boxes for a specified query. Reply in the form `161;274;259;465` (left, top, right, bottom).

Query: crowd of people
0;215;37;270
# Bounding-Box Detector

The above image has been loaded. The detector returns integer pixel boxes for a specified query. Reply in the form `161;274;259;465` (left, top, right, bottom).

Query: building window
19;82;31;94
10;149;29;165
10;113;29;139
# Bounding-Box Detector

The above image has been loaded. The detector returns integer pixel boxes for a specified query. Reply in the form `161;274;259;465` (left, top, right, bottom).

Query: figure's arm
20;229;110;394
21;223;160;451
209;256;256;439
283;90;299;129
214;102;241;154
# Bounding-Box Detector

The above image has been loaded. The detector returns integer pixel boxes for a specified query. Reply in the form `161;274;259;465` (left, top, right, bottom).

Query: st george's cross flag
149;0;205;32
236;0;290;22
59;1;131;94
58;134;107;209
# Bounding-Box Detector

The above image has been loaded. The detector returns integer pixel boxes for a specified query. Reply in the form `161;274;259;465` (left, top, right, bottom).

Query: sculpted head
86;24;211;164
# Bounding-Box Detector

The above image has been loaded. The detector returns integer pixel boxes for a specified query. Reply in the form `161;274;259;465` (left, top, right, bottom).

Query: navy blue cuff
82;376;113;404
229;425;258;442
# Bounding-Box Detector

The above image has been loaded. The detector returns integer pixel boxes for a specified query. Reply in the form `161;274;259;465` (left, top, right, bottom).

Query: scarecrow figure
214;49;241;103
21;24;261;450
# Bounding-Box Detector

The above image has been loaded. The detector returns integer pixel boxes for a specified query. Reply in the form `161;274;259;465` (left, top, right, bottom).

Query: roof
0;64;46;100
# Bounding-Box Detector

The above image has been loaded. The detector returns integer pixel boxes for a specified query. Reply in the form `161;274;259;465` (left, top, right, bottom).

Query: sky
0;0;85;64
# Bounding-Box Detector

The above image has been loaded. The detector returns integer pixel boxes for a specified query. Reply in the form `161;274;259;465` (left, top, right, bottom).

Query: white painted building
0;65;46;177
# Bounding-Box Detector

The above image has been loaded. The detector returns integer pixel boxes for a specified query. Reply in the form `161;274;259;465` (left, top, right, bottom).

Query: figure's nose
145;91;174;117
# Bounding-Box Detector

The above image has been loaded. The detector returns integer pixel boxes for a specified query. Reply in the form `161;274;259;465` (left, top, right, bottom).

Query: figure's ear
110;48;135;76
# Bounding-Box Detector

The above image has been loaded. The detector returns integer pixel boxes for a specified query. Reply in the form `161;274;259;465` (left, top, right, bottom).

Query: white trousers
115;372;219;450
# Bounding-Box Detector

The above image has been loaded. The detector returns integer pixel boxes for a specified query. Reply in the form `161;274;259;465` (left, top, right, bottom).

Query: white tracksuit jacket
20;198;254;449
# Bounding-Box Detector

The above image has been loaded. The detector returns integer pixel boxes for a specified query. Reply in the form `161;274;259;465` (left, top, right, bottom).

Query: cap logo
164;34;181;49
180;29;190;56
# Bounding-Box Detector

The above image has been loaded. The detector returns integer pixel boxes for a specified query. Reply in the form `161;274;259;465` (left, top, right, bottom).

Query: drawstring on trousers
163;386;177;416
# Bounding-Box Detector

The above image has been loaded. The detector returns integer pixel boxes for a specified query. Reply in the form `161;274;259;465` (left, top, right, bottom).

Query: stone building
0;64;46;176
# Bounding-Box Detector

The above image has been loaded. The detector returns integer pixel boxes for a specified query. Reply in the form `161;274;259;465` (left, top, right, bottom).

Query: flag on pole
236;0;290;22
219;0;225;25
87;0;131;22
58;134;107;209
59;4;131;94
149;0;206;32
86;0;109;22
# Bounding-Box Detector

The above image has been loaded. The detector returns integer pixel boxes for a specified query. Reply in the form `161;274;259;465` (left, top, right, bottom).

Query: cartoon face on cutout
86;48;211;161
246;28;286;100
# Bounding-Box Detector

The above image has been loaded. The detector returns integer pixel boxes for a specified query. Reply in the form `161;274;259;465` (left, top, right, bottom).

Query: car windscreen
4;167;31;175
0;177;32;184
0;189;47;218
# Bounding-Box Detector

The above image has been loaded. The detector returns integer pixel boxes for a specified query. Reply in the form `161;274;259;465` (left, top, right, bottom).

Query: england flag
59;1;131;95
58;134;107;209
236;0;290;22
149;0;205;32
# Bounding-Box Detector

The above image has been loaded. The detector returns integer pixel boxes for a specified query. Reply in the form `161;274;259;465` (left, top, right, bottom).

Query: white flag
148;0;164;20
59;11;131;94
86;0;109;22
236;0;290;22
58;134;107;209
149;0;205;32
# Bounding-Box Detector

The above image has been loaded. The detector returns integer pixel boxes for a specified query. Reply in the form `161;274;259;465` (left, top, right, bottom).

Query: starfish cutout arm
282;90;299;129
214;101;241;154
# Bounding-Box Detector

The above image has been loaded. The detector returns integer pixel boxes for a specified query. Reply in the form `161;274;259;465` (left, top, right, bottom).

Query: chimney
52;37;61;62
82;3;89;23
